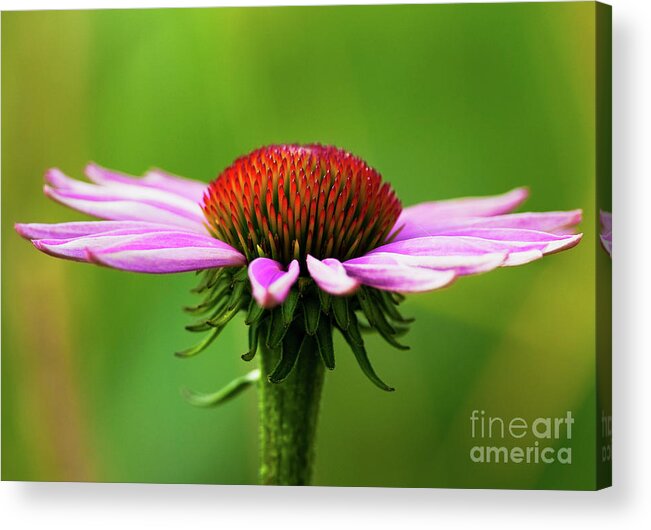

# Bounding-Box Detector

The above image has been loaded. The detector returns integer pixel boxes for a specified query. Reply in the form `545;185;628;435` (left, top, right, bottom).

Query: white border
1;0;650;528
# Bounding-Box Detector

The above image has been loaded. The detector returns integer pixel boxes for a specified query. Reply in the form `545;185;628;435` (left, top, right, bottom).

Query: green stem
258;335;325;486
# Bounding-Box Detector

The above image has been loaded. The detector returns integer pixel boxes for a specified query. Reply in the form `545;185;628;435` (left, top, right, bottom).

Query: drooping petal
372;231;582;267
306;255;360;295
85;231;246;273
391;187;529;241
23;222;245;272
346;251;507;276
248;258;300;308
44;168;206;233
86;163;207;203
342;261;456;293
15;220;180;240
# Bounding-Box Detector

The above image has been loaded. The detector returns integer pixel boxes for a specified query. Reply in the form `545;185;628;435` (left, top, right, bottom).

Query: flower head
16;144;582;390
203;144;402;265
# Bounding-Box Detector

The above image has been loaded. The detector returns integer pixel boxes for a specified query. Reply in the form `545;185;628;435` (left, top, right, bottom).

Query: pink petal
391;210;581;241
48;168;203;217
248;258;300;309
28;227;245;271
86;163;207;203
342;261;456;293
45;168;206;232
45;187;205;233
86;232;246;273
306;255;360;295
346;251;507;276
391;187;529;241
434;227;580;243
371;232;582;268
15;220;180;240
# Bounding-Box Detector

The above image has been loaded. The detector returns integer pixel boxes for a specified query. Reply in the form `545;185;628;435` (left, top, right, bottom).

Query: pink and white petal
88;248;241;274
306;255;360;295
390;187;529;242
391;210;582;241
371;233;582;267
434;227;581;244
31;228;198;261
248;258;300;308
44;186;206;233
342;261;456;293
47;168;204;222
142;169;208;203
347;251;507;276
15;220;181;241
502;249;545;266
30;229;245;269
375;230;582;253
85;232;245;273
85;163;207;203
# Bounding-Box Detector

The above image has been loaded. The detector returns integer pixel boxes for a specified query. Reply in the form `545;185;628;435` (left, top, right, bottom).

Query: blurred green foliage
2;2;598;488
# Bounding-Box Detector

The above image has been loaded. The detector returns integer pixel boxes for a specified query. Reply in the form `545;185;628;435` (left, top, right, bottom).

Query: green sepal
357;320;409;337
185;297;229;331
390;292;406;304
245;299;266;325
318;289;332;314
182;369;260;407
266;307;289;349
357;288;409;351
185;320;215;333
331;295;349;330
268;327;306;384
231;266;249;282
175;326;222;358
315;316;335;370
339;314;394;392
386;323;410;337
303;295;321;335
227;279;247;311
377;290;414;324
357;321;375;334
184;279;230;315
345;309;364;346
242;322;261;361
206;300;242;329
191;268;224;294
282;289;300;327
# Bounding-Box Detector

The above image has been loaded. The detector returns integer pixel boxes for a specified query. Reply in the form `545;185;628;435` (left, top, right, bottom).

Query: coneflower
16;144;582;485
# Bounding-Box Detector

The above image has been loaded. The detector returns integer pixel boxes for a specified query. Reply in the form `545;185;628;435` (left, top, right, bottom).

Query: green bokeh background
2;2;600;488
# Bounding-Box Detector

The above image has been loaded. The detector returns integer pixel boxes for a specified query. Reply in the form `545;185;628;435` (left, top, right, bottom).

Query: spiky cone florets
183;145;412;396
201;144;403;266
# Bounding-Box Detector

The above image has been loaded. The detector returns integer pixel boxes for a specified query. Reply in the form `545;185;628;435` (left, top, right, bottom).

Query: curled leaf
182;369;261;407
